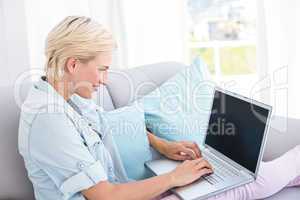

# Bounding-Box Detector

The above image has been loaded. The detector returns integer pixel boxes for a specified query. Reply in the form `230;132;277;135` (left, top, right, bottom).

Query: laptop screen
205;89;270;173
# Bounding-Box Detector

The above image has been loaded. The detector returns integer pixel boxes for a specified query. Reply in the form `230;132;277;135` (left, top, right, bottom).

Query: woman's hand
160;140;202;161
147;131;202;161
83;158;213;200
168;158;213;187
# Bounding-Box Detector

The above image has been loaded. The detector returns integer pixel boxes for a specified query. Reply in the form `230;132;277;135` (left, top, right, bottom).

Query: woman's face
71;52;112;98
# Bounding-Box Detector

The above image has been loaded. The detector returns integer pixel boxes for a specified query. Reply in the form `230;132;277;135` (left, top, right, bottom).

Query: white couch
0;62;299;199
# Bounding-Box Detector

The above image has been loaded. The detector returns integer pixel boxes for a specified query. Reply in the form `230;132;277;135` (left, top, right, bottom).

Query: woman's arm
83;158;213;200
83;172;172;200
147;131;202;160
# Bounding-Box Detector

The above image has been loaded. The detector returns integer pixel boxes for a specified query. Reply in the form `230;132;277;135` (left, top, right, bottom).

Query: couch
0;62;299;199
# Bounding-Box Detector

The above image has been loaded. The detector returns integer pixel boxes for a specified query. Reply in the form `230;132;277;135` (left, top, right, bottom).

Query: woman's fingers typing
170;158;213;187
182;141;202;158
194;158;213;171
179;149;197;160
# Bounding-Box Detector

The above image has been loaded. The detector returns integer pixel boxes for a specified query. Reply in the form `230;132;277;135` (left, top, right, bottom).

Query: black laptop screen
205;89;270;173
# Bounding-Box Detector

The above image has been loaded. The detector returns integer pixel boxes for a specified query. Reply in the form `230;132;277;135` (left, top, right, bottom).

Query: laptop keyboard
203;154;240;185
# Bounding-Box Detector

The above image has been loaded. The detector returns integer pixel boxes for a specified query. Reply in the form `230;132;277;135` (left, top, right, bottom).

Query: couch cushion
263;116;300;161
106;62;185;108
93;84;115;111
99;104;153;180
140;59;213;143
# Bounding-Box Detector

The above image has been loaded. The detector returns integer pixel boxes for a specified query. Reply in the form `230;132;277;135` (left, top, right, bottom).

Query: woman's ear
65;57;77;74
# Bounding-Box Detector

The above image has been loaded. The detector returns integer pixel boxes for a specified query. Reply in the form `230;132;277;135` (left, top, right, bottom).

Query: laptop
145;87;272;200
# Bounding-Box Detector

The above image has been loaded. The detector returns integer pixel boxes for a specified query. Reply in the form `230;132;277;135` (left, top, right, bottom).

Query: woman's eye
98;68;105;71
98;66;109;71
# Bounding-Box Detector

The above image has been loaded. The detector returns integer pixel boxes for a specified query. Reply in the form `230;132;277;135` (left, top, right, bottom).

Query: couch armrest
263;115;300;161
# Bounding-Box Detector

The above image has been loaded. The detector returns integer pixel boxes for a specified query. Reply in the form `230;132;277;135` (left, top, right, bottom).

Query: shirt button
77;161;86;170
108;166;114;173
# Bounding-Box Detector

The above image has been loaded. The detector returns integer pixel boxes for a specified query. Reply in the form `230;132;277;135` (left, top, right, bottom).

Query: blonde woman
18;16;211;200
18;16;300;200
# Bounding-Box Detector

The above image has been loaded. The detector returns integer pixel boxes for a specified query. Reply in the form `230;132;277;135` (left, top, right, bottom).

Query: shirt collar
71;94;96;109
33;76;74;114
34;76;48;91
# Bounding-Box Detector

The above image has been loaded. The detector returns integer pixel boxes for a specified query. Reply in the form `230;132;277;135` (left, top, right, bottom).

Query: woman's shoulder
18;100;80;160
21;84;49;112
20;80;74;125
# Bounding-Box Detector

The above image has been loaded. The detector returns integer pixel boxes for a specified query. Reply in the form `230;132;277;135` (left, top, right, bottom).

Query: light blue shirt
18;78;128;200
69;94;129;183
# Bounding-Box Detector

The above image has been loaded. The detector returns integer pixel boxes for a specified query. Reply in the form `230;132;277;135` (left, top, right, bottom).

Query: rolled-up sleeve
29;113;107;199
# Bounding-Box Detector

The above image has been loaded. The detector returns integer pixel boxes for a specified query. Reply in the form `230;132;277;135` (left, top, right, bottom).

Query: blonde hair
45;16;115;80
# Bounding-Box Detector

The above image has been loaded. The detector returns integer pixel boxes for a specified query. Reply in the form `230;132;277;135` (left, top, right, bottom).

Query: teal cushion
139;58;214;146
99;104;153;180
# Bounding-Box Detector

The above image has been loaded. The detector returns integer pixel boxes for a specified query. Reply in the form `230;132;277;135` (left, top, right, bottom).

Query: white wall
23;0;187;70
24;0;90;70
0;0;30;86
1;0;299;118
284;1;300;119
122;0;188;68
23;0;130;69
264;0;300;119
0;0;5;85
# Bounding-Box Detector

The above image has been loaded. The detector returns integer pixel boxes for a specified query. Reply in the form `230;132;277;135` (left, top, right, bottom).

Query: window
187;0;259;91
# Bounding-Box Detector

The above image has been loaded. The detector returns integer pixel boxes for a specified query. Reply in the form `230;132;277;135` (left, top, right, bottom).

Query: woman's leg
287;176;300;187
160;145;300;200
